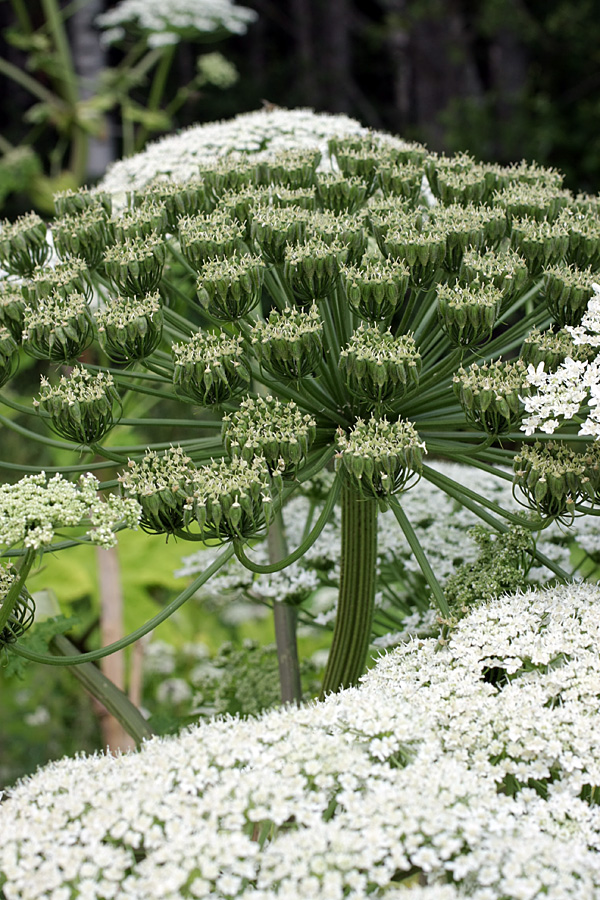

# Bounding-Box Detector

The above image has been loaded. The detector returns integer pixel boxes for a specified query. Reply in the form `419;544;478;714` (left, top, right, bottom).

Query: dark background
1;0;599;199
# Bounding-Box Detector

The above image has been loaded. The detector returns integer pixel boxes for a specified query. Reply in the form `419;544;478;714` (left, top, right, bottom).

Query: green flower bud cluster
133;178;210;230
541;263;598;327
172;331;249;405
339;325;421;404
510;216;570;275
563;209;600;270
269;186;318;211
0;281;26;340
217;186;271;235
331;140;395;180
119;446;195;535
0;326;18;388
0;212;51;277
308;211;366;265
283;238;341;302
459;246;529;307
429;203;506;270
250;205;311;264
178;211;244;272
256;149;321;189
436;282;502;348
0;565;35;650
492;183;571;223
315;173;373;214
110;203;168;242
339;257;410;323
514;441;600;521
376;161;423;203
506;159;563;189
425;152;488;205
223;395;316;475
104;234;167;297
336;415;425;507
380;217;447;287
22;257;92;304
198;157;258;199
183;456;283;542
22;292;93;362
34;367;121;444
453;358;530;434
54;187;112;218
53;205;114;270
96;292;163;363
445;526;533;617
520;326;593;370
196;253;265;320
251;304;324;382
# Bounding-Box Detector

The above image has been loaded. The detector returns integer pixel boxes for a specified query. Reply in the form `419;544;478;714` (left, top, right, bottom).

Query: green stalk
51;634;154;746
135;45;176;152
320;483;377;697
389;498;450;618
268;511;302;705
0;549;35;636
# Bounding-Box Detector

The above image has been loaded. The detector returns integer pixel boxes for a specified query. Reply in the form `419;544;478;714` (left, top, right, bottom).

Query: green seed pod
183;455;283;542
283;238;341;303
514;441;600;522
96;292;163;363
541;263;598;327
336;415;425;509
104;235;167;297
197;157;259;201
381;221;446;289
520;326;594;371
492;183;571;224
256;149;321;189
110;202;168;242
454;358;530;435
22;292;94;362
196;253;265;320
459;246;529;310
510;216;570;276
339;325;421;405
54;187;112;218
339;257;410;323
563;209;600;270
315;173;373;214
0;565;35;652
34;366;121;445
429;203;507;272
376;161;423;204
0;280;26;340
308;210;367;266
132;177;211;230
53;205;115;270
424;152;489;205
0;326;18;388
178;211;244;272
251;304;324;382
250;205;312;265
223;395;316;476
0;213;52;277
119;446;195;535
436;282;502;348
21;257;93;305
172;331;250;406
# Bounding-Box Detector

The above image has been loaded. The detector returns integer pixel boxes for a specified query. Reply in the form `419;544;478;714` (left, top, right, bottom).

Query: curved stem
320;483;377;697
10;545;235;665
234;472;341;574
0;549;35;635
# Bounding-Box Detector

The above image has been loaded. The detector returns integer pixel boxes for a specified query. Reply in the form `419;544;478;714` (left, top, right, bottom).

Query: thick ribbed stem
320;484;377;697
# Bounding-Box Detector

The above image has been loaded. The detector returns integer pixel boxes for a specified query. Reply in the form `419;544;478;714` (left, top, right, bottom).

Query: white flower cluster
522;283;600;436
0;473;141;550
96;0;257;48
99;108;376;200
4;581;600;898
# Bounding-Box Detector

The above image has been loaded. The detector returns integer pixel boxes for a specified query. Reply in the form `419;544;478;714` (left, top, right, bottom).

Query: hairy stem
268;511;302;705
320;483;377;697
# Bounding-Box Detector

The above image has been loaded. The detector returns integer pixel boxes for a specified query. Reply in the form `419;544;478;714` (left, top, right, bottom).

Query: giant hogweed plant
0;135;598;720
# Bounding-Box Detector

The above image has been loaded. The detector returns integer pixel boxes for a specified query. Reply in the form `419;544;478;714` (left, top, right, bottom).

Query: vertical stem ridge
320;483;377;697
